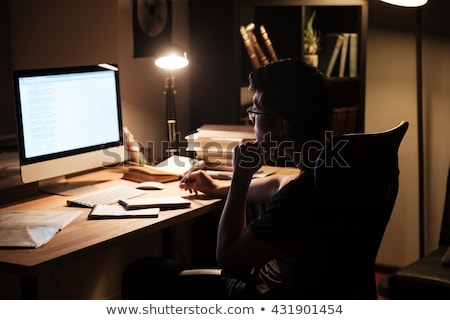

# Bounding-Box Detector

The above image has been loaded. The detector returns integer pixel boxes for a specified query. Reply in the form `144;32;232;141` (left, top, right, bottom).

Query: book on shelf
329;106;359;137
240;25;260;70
338;33;350;77
240;22;278;70
344;106;359;133
260;24;278;62
349;33;358;77
245;23;269;66
329;107;347;137
318;33;345;78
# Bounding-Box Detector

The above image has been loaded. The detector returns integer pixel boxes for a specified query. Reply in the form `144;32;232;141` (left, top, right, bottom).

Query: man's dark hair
248;58;331;144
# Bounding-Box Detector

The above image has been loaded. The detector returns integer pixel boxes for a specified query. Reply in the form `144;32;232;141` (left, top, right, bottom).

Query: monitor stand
38;175;104;196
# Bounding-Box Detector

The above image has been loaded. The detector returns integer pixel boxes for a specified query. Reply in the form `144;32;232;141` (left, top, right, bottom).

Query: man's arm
179;169;297;204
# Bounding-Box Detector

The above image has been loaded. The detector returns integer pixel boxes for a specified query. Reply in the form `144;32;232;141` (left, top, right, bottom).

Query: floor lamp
379;0;428;257
155;44;189;159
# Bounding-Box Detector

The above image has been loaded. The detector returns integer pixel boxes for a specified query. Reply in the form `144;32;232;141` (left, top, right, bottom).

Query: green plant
304;10;319;55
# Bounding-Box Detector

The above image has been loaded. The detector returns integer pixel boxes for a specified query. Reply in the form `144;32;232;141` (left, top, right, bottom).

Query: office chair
181;121;409;299
382;165;450;299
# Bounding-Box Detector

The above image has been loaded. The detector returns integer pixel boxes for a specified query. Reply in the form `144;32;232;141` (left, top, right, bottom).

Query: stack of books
329;106;359;136
185;124;255;171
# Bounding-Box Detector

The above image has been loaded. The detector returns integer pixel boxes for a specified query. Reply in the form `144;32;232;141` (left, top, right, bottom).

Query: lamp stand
164;75;179;158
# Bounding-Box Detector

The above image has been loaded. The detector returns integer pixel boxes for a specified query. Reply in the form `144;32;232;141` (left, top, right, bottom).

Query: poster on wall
133;0;172;57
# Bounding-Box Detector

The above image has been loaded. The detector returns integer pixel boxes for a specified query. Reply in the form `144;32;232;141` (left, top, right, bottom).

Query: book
349;33;358;77
260;24;278;62
344;106;359;133
245;23;269;65
185;124;256;172
88;205;159;219
195;124;255;140
118;196;191;210
329;106;359;136
318;33;345;77
240;25;260;70
186;133;244;153
339;33;350;77
329;107;347;137
123;155;197;183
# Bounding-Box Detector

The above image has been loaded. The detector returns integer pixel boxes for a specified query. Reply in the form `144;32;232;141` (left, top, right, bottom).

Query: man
121;59;332;299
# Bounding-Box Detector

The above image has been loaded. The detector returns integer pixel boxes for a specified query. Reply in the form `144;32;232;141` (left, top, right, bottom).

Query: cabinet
188;0;368;133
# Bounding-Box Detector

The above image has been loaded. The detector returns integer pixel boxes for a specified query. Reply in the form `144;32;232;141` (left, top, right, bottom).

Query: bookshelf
238;1;368;134
188;0;368;134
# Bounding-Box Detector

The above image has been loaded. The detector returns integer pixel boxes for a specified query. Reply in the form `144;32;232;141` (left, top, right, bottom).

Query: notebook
88;205;159;219
118;196;191;210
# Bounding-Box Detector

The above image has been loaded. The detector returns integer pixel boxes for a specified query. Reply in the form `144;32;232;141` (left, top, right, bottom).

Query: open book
123;155;197;183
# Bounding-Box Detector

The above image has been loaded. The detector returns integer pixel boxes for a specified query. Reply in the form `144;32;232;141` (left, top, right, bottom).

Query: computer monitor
13;63;125;195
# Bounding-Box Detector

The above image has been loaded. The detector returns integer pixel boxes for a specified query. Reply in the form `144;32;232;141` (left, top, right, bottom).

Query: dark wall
188;0;241;131
0;0;16;143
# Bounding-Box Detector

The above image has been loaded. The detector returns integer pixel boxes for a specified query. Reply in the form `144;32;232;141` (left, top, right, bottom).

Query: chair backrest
311;121;408;299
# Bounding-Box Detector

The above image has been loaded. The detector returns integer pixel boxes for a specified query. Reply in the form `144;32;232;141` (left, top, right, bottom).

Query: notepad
88;205;159;219
118;196;191;210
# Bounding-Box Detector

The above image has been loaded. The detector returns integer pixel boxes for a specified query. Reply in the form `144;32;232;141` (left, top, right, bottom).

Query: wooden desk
0;168;224;299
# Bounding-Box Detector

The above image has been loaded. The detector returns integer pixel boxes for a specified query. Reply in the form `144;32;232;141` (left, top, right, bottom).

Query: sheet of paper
128;155;196;176
0;210;83;248
154;155;197;175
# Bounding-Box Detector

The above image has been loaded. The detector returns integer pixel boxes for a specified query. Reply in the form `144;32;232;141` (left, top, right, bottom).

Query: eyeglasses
246;107;268;123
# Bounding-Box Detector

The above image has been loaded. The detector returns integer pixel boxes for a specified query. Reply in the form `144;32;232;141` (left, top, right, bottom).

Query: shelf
238;1;367;133
188;0;367;133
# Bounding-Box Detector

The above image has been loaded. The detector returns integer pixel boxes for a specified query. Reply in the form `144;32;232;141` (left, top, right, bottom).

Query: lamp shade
379;0;428;7
155;44;189;70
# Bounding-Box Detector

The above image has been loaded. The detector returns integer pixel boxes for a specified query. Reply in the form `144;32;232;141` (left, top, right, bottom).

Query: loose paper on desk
0;210;83;248
128;155;196;177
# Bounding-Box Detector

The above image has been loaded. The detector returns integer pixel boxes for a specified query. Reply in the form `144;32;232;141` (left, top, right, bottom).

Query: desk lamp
155;44;189;158
379;0;428;257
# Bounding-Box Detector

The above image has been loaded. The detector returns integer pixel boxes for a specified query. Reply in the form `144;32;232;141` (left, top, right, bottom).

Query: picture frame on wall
133;0;172;57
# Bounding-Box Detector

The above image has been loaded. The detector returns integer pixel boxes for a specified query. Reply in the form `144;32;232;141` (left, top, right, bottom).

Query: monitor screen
13;63;125;195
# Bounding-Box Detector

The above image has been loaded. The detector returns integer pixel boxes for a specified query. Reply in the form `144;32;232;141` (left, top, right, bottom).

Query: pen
183;159;204;182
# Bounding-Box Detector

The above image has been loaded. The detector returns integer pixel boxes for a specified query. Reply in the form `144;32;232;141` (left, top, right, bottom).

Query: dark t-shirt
248;169;319;298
